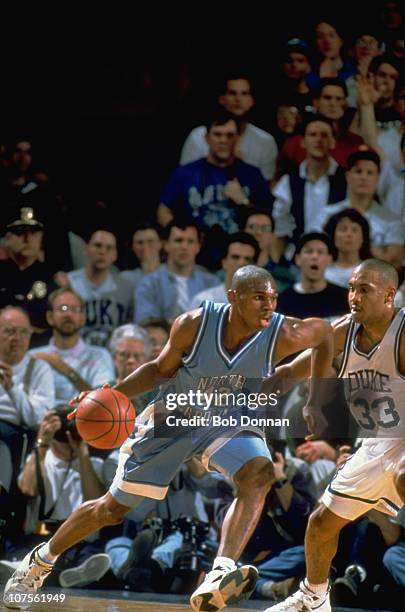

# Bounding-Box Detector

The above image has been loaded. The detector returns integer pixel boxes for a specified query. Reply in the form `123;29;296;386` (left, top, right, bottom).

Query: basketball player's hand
69;383;111;406
302;404;328;438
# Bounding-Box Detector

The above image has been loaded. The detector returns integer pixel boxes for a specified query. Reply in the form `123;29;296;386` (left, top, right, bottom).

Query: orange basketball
75;388;136;449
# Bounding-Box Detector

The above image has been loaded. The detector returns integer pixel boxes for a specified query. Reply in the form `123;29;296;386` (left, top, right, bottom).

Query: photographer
15;408;110;588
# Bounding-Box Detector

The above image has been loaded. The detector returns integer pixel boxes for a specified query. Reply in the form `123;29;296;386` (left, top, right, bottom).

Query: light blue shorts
110;404;272;507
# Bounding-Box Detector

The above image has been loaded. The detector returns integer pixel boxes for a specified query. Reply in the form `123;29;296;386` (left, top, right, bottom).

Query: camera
53;405;81;443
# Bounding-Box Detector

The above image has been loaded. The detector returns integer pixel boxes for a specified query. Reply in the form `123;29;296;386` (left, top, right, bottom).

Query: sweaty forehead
238;278;275;293
349;268;383;288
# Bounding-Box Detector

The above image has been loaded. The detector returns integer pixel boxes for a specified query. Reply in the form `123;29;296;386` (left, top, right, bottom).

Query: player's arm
114;309;201;398
396;323;405;377
269;315;350;390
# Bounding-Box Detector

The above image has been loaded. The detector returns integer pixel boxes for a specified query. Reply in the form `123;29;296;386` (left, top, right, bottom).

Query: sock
37;543;58;565
213;556;236;571
305;578;328;597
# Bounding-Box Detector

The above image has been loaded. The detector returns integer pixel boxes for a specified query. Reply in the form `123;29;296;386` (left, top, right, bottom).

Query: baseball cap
284;38;311;60
296;231;333;254
6;207;44;232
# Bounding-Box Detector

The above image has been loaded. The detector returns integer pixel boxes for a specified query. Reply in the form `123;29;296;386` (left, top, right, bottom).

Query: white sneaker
59;553;111;588
190;564;258;611
3;543;53;610
263;581;331;611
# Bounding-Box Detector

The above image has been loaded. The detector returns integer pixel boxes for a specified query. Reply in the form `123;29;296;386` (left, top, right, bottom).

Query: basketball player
263;258;405;612
3;265;334;612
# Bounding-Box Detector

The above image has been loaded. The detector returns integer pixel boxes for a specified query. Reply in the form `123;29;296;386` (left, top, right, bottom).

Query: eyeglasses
0;327;32;337
246;224;273;233
115;351;146;360
53;305;83;313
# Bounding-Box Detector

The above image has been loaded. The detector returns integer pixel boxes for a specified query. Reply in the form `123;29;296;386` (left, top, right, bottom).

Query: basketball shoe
190;563;258;611
3;543;53;610
263;580;331;611
59;553;111;588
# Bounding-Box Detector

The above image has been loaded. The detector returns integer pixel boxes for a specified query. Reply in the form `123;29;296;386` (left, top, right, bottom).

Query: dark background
2;1;397;238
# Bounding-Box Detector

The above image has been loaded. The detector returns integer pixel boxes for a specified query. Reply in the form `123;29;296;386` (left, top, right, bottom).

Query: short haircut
303;113;335;134
244;207;274;229
132;222;162;239
0;305;31;325
164;217;202;243
47;288;85;311
142;318;172;335
109;323;152;358
314;77;348;99
205;109;240;134
296;231;333;254
356;259;399;289
231;265;274;291
323;208;371;261
347;148;381;171
219;72;254;95
369;53;401;77
225;232;260;263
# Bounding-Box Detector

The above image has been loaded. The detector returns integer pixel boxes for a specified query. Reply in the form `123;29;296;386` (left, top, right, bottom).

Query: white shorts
322;439;405;520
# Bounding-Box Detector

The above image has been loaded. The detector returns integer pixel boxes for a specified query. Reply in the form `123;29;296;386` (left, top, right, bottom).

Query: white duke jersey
339;308;405;443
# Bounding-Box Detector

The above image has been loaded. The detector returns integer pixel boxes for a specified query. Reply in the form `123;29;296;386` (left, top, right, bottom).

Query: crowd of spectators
0;3;404;609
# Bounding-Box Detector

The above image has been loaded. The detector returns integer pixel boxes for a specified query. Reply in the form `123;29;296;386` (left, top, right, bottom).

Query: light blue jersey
110;301;285;506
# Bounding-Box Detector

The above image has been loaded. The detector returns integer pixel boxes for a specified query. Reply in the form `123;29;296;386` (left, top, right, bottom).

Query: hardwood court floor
0;589;394;611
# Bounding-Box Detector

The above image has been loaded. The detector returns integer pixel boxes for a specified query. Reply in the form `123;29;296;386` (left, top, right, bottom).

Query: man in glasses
0;207;58;346
0;305;55;545
32;289;114;403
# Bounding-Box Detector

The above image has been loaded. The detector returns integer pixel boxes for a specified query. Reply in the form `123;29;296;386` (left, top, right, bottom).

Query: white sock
305;578;328;597
37;543;58;565
213;556;236;571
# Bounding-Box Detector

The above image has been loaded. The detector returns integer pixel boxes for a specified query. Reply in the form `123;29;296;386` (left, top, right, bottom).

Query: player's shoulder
170;307;205;345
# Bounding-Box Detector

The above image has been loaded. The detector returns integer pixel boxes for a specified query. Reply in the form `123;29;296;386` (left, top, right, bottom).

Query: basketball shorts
110;402;272;507
322;439;405;520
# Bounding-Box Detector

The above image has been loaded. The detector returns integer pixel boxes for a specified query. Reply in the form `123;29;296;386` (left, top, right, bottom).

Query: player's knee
307;505;342;540
235;457;275;494
394;466;405;502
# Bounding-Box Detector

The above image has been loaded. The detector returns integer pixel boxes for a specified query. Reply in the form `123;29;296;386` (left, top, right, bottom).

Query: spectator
135;220;218;324
368;53;402;131
307;19;354;88
0;306;55;539
66;230;133;346
191;232;259;308
109;324;154;413
277;39;313;116
0;207;58;345
272;115;347;253
272;103;302;152
17;409;109;588
32;288;115;404
0;306;55;432
141;319;171;359
382;507;405;589
276;78;364;178
323;208;372;288
157;111;273;268
180;74;278;180
321;148;405;269
346;31;385;108
244;209;298;293
277;232;348;319
119;223;163;291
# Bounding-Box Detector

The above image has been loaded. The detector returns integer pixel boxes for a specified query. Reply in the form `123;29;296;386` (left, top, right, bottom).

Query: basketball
74;387;136;449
